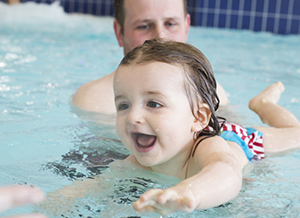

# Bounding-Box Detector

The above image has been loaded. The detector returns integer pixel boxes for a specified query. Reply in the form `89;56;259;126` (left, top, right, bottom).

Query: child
42;39;299;216
113;39;300;215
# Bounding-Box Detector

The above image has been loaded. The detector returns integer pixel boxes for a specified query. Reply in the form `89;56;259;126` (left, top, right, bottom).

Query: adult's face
114;0;190;55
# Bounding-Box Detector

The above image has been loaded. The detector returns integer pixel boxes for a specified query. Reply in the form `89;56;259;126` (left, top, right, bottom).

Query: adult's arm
0;185;46;218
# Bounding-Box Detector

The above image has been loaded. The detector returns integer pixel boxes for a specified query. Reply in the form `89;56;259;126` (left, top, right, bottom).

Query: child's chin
137;156;157;168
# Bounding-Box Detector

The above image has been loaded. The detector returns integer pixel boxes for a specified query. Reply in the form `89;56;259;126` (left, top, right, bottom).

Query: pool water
0;2;299;218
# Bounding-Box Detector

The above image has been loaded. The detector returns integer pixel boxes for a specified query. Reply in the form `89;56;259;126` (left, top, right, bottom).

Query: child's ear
191;104;212;132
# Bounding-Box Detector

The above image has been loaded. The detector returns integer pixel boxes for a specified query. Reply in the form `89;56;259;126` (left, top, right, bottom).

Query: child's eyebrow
114;95;124;102
114;91;168;102
144;91;168;98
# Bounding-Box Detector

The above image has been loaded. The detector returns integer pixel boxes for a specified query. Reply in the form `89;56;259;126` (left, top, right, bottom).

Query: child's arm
132;136;243;215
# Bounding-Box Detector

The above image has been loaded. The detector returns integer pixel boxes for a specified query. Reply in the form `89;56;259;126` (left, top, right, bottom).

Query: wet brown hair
113;0;188;34
118;39;222;156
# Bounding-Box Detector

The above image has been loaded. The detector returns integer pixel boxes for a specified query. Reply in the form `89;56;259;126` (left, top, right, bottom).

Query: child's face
114;61;202;168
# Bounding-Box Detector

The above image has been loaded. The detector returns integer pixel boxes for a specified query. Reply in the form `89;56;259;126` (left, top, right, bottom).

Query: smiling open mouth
131;133;157;149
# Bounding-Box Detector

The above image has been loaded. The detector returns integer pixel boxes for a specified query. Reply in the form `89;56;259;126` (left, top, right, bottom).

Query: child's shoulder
194;135;248;168
194;135;239;159
197;135;229;149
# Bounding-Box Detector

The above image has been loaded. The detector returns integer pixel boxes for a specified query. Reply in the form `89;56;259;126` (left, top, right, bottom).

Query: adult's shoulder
72;71;116;113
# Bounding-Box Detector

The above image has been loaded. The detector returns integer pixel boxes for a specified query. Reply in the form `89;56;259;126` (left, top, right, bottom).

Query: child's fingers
132;201;156;213
133;198;158;213
181;196;195;210
134;200;173;216
156;189;177;204
157;189;195;212
133;189;169;213
139;188;163;202
133;188;194;215
133;195;156;210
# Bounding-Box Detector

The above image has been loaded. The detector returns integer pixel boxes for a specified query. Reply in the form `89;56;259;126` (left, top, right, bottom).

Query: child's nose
127;106;145;125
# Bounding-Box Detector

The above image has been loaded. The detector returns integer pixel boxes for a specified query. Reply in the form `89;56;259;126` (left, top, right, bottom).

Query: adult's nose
154;24;168;39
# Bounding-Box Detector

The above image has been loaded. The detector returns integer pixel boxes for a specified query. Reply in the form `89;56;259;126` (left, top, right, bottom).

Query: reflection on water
37;161;182;218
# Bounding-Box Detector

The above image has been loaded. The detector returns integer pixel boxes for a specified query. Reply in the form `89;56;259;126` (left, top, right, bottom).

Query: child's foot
249;81;285;113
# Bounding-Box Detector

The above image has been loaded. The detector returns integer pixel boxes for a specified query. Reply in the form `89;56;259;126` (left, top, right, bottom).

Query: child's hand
132;185;197;216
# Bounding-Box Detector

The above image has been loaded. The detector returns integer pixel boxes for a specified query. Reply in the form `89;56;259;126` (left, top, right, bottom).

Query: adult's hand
0;185;46;218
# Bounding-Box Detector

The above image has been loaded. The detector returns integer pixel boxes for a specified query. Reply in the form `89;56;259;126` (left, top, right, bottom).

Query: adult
73;0;229;115
0;185;46;218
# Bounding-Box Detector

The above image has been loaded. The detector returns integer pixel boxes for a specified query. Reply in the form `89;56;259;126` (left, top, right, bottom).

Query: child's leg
254;126;300;153
249;82;300;128
249;82;300;153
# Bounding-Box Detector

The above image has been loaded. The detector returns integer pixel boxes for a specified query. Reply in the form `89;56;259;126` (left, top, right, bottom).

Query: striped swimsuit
220;122;265;160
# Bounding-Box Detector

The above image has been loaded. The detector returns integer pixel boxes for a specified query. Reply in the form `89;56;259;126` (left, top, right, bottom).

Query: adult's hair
113;0;188;34
119;39;222;156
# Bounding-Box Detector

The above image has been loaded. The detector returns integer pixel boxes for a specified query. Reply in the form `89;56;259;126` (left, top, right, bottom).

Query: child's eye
117;103;129;111
147;101;162;108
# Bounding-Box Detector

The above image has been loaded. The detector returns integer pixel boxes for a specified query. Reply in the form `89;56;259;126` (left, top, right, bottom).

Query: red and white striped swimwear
220;122;265;160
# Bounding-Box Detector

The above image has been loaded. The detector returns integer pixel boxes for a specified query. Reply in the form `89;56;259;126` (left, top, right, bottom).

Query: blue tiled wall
2;0;300;34
188;0;300;34
60;0;114;16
